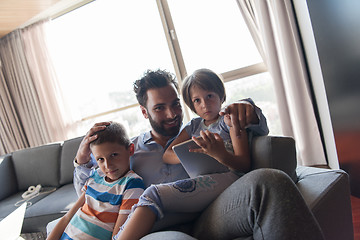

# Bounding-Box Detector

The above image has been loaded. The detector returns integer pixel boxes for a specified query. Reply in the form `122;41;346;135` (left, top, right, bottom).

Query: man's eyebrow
153;103;166;108
153;98;180;107
172;98;180;103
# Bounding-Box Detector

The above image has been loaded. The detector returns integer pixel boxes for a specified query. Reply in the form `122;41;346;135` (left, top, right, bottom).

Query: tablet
172;138;230;178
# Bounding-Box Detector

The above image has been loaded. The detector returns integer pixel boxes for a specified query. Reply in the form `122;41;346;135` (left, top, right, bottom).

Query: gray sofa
0;136;83;233
0;135;354;240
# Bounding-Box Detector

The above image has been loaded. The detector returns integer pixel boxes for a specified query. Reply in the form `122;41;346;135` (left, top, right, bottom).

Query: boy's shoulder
122;170;145;189
124;170;143;180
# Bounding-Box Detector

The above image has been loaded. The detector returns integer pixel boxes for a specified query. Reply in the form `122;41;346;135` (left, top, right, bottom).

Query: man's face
141;84;183;138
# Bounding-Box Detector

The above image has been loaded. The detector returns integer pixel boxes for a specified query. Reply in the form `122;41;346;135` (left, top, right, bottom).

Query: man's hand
75;121;111;164
219;101;259;137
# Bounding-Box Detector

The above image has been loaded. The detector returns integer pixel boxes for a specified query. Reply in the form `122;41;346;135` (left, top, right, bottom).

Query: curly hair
133;69;178;107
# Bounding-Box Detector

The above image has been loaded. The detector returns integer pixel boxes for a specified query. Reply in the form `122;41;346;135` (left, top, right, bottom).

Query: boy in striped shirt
47;122;145;240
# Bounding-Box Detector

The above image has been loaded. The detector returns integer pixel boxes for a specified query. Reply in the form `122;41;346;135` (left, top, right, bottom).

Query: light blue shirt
130;132;190;187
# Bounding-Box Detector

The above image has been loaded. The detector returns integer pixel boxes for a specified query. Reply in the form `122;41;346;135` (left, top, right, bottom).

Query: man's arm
219;98;269;137
73;122;110;195
73;158;95;197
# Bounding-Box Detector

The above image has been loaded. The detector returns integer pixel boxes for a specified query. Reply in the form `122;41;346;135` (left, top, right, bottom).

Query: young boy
47;122;145;240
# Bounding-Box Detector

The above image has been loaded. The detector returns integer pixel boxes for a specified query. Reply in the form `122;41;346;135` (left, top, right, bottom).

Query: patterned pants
134;171;240;219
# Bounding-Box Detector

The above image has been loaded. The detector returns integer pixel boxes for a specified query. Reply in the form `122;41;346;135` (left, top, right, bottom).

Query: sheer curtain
0;59;29;153
21;21;71;142
237;0;328;166
0;20;70;155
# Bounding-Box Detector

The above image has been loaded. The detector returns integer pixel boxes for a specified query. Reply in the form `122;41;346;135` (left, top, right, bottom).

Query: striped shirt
61;169;145;240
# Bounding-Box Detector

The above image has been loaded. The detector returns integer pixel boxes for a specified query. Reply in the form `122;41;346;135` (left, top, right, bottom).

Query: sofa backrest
0;135;83;201
4;135;297;195
12;143;62;191
0;154;18;201
59;136;83;185
250;135;297;182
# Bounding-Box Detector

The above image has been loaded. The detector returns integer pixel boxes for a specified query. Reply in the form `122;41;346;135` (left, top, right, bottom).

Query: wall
302;0;360;197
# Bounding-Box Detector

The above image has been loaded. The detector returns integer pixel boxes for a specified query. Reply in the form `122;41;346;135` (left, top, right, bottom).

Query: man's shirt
130;131;190;187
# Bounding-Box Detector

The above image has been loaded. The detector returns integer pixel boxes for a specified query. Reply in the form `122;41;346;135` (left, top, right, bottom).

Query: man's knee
240;168;294;189
137;185;164;219
218;168;298;206
239;169;303;208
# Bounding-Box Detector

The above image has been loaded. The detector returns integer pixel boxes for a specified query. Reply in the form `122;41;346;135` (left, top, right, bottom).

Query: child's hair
90;122;131;148
181;68;226;113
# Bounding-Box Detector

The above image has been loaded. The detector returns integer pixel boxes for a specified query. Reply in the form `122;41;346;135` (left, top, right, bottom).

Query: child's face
91;142;134;182
190;85;222;124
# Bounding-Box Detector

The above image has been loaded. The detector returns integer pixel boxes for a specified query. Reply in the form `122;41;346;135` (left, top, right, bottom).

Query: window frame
156;0;267;122
47;0;268;124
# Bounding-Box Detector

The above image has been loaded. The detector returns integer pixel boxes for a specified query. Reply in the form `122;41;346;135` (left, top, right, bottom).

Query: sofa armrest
296;166;354;240
250;135;297;182
0;154;18;201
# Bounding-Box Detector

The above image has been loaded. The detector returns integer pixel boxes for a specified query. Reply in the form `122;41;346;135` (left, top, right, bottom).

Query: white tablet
172;138;230;178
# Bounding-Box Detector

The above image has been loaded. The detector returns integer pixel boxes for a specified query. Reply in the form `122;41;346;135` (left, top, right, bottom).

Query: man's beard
148;114;182;137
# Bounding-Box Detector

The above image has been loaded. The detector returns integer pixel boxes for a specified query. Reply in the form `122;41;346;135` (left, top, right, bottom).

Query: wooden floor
351;195;360;240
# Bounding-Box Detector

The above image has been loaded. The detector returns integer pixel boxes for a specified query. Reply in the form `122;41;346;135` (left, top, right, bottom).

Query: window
46;0;173;136
167;0;262;73
46;0;282;138
166;0;281;134
223;72;282;134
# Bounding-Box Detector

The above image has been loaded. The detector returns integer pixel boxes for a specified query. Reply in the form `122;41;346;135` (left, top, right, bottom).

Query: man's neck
150;130;172;148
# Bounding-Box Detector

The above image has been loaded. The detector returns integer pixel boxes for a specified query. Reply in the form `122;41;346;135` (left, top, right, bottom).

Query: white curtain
237;0;327;166
21;21;71;142
0;59;29;153
0;20;70;155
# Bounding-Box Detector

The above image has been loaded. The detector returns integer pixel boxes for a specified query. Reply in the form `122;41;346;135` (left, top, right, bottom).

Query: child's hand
191;130;228;162
220;102;257;137
223;113;232;128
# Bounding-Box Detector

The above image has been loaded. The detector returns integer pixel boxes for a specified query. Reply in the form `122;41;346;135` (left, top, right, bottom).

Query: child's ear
128;143;135;156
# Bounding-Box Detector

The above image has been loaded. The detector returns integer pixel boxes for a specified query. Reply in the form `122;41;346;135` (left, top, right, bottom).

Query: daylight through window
45;0;282;138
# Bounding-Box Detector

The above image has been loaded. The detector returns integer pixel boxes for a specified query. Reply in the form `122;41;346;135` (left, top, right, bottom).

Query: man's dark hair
133;69;178;107
90;122;131;148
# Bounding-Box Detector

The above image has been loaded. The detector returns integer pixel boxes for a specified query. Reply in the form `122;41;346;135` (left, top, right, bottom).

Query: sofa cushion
0;188;56;220
12;143;62;191
0;154;18;201
22;184;78;233
250;135;297;182
60;136;83;185
0;192;24;219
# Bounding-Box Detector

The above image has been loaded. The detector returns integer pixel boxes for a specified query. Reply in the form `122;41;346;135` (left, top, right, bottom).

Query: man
73;69;324;239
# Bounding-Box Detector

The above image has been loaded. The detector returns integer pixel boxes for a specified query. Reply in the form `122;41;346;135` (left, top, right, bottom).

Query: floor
20;231;46;240
352;195;360;240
